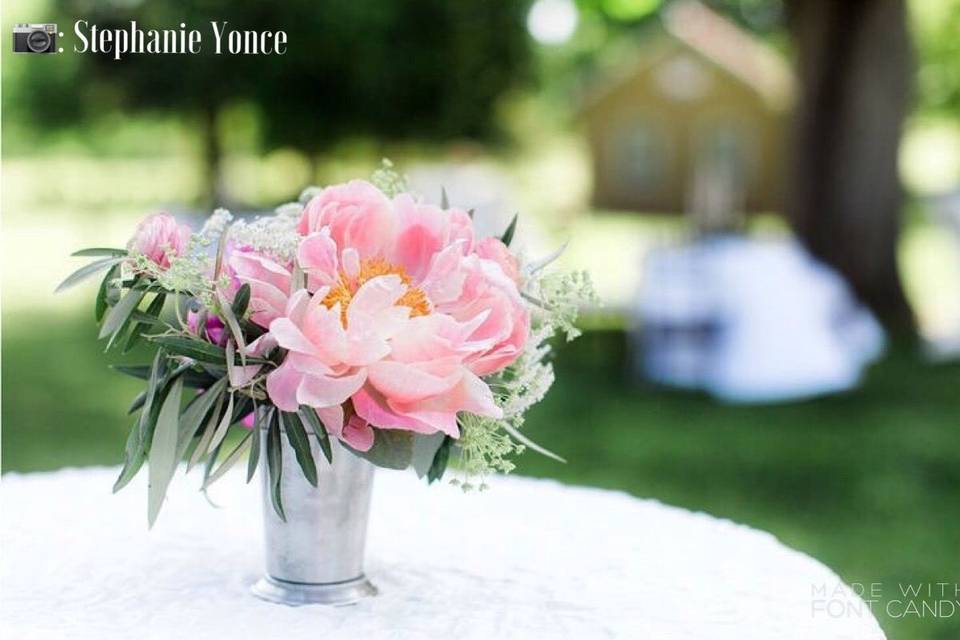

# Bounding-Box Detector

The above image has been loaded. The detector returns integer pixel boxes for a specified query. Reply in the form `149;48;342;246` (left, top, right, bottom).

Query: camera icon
12;23;59;54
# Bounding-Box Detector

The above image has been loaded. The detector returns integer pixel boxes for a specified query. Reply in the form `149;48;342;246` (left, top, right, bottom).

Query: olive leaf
281;411;318;487
427;436;454;484
202;429;253;490
266;414;286;521
499;213;518;247
95;264;120;322
412;432;447;479
217;290;247;365
231;283;251;319
71;247;128;257
247;405;263;483
207;392;235;454
187;389;226;472
99;287;145;342
127;390;147;415
346;430;413;469
123;292;166;353
55;256;125;293
297;406;333;464
149;336;266;365
148;376;184;528
114;352;175;493
111;364;216;389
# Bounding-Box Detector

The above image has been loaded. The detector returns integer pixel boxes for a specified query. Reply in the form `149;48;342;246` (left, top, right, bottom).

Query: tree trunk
786;0;915;334
201;103;225;208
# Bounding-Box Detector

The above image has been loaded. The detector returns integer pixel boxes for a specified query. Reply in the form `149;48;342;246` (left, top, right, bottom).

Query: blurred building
580;1;794;222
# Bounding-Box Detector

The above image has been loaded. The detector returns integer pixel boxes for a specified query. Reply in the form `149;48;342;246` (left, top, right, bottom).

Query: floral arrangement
58;164;594;526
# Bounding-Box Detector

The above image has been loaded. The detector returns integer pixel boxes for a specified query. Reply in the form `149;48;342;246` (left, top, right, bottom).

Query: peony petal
269;317;319;356
296;369;367;408
347;274;405;319
419;240;468;305
305;299;348;347
391;195;445;281
314;405;345;438
298;230;339;291
266;362;303;412
341;415;375;451
367;359;463;403
341;248;361;282
352;386;437;434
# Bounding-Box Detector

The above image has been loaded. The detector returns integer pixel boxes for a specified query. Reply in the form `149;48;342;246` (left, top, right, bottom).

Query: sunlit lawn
3;154;960;640
2;310;959;640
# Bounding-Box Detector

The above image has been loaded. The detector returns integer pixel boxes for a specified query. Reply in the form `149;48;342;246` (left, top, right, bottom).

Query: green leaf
72;247;128;257
346;430;413;470
297;406;333;464
187;391;224;472
247;406;264;483
217;290;247;365
149;335;267;366
118;360;194;483
127;390;147;415
111;364;216;389
124;293;166;353
148;376;184;527
499;213;518;247
149;336;226;363
128;309;169;326
202;429;253;489
231;283;251;319
427;436;454;484
95;264;119;322
99;287;145;341
179;376;229;465
202;441;223;495
113;422;146;493
412;432;447;479
55;256;125;293
207;392;235;454
266;414;286;521
281;411;317;487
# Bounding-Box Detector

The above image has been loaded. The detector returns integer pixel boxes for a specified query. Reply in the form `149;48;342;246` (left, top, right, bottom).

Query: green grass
3;316;959;640
515;331;960;640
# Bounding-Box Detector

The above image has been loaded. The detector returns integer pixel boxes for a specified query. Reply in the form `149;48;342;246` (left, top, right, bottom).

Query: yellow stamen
321;257;431;325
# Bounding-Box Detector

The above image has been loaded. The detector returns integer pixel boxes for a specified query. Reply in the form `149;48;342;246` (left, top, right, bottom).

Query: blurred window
608;113;671;195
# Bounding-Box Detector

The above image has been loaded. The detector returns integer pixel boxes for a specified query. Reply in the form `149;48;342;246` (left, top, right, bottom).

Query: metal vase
251;426;377;606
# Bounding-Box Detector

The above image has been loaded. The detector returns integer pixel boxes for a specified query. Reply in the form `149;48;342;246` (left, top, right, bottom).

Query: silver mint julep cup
251;424;377;606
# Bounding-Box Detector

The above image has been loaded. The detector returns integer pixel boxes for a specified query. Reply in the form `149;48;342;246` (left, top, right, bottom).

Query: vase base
251;575;378;606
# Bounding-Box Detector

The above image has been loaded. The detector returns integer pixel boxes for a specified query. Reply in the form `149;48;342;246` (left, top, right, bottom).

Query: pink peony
225;248;293;329
263;180;528;449
475;236;521;284
298;180;395;259
128;213;191;269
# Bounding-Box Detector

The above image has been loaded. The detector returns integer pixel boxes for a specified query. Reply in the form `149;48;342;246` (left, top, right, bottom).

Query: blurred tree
912;0;960;117
254;1;531;163
786;0;915;332
31;0;532;205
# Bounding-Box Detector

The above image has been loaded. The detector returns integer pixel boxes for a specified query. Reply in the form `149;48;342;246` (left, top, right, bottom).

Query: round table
1;467;886;639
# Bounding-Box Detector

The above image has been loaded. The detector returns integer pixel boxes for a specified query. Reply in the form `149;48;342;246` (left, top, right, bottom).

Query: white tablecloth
1;467;886;639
